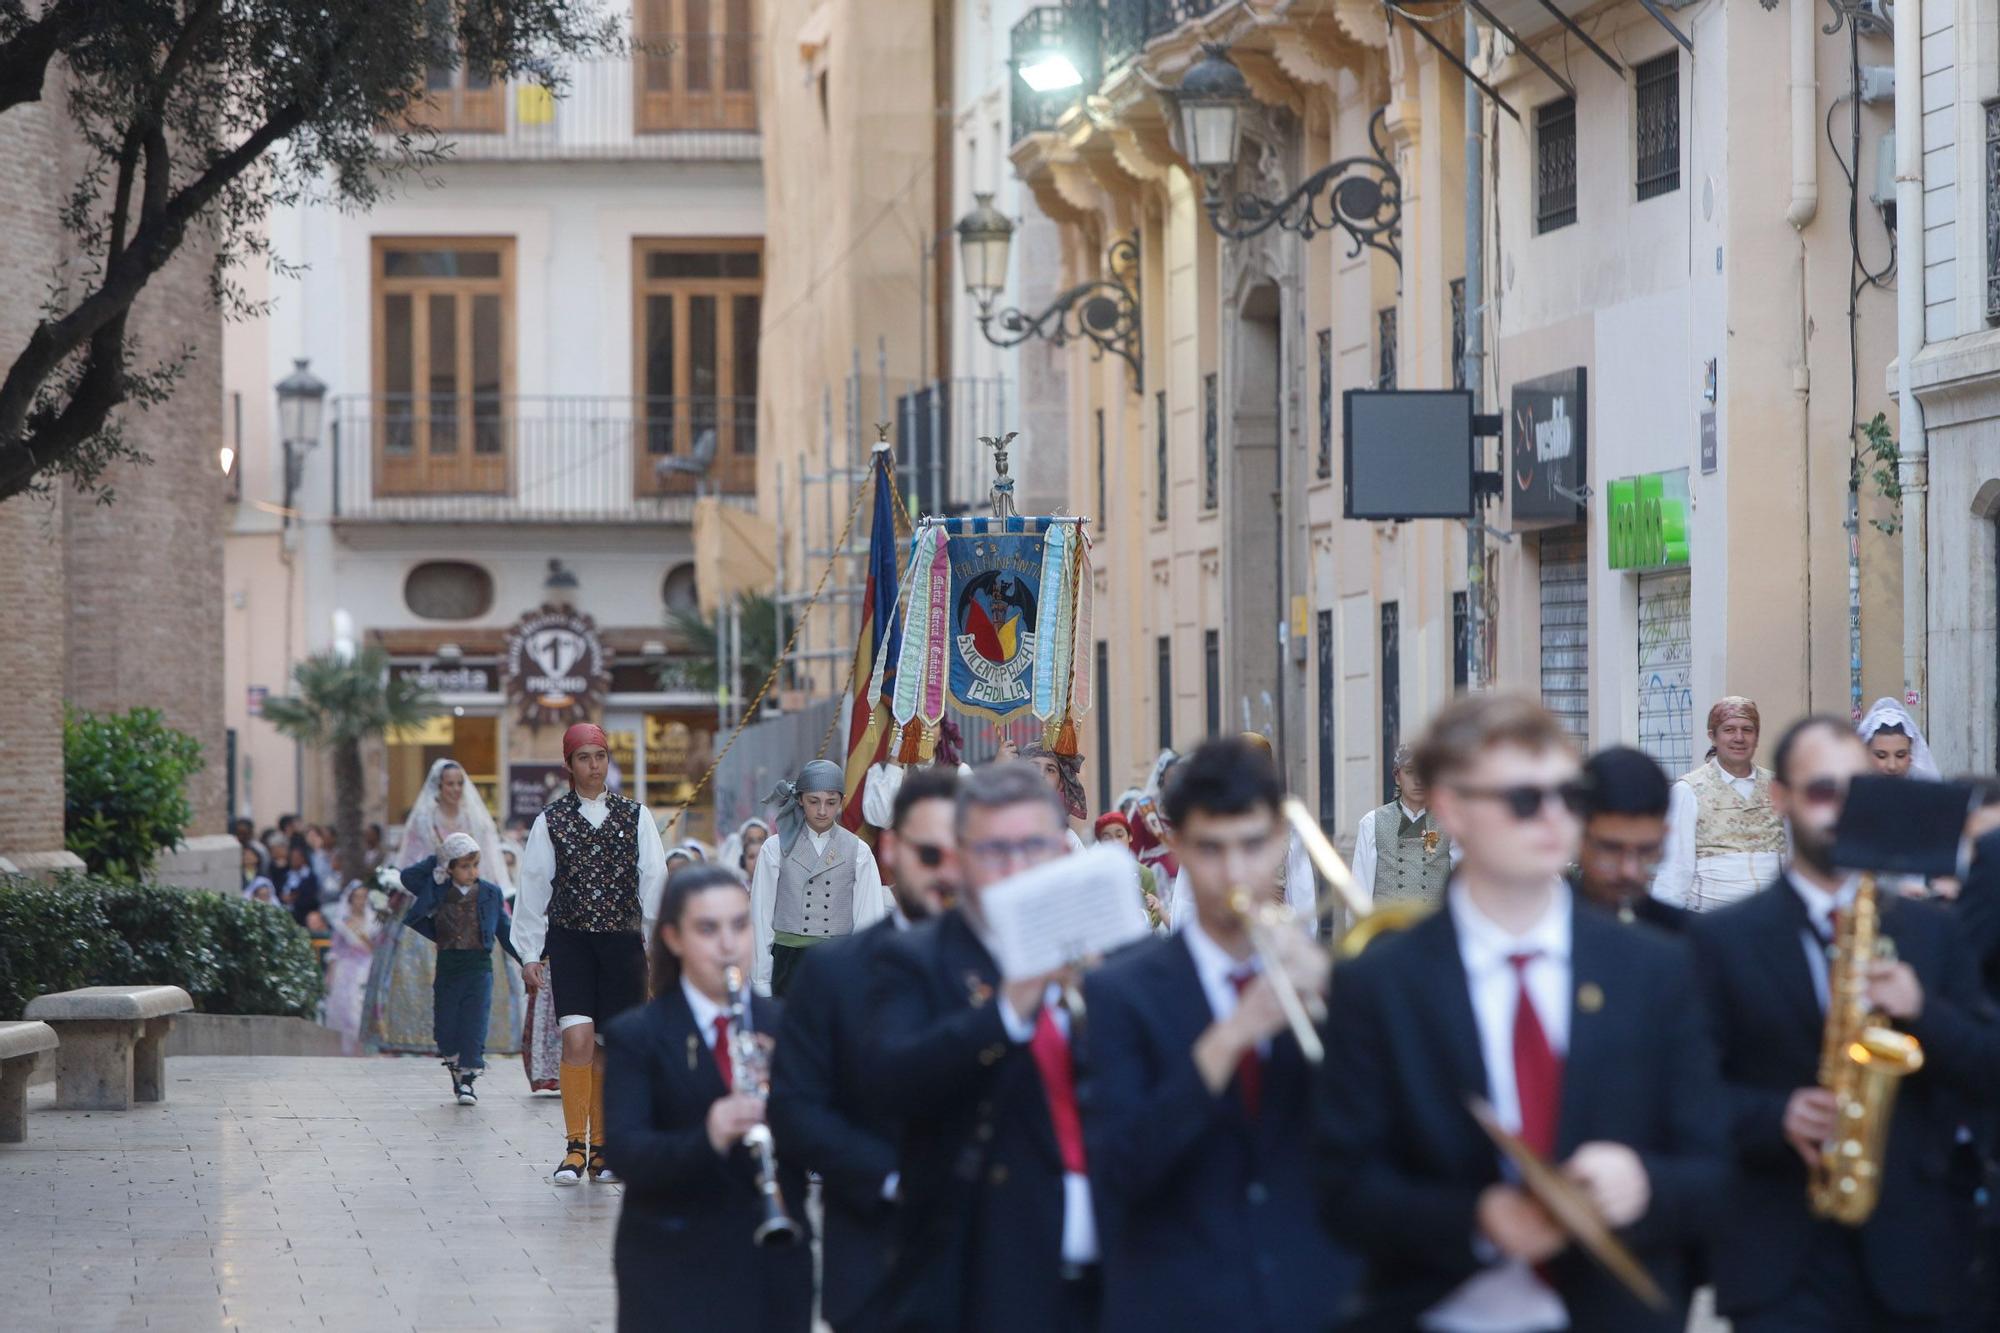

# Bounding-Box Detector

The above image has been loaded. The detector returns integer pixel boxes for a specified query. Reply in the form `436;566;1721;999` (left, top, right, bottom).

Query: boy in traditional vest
1351;744;1456;908
400;832;522;1106
514;722;669;1185
748;759;886;997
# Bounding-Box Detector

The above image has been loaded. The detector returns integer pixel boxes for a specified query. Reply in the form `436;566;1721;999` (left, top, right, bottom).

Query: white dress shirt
995;982;1100;1265
1168;831;1323;938
1422;881;1574;1333
1180;914;1262;1043
1652;768;1785;912
683;976;728;1050
1787;869;1859;1011
748;826;887;995
511;790;669;966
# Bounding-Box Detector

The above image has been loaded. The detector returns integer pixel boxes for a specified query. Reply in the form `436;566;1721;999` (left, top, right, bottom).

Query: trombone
1232;799;1433;1066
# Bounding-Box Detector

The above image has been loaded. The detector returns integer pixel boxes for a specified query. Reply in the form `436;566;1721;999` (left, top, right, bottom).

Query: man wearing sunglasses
770;767;958;1333
1316;692;1727;1332
866;762;1099;1332
1572;747;1689;934
1688;716;2000;1333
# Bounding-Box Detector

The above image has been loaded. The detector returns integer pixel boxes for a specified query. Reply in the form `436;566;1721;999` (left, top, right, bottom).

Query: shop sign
1510;368;1588;524
508;763;571;823
395;662;495;694
503;605;611;729
1607;469;1692;571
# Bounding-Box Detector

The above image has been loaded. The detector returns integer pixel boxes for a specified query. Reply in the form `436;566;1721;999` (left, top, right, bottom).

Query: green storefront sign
1606;469;1690;570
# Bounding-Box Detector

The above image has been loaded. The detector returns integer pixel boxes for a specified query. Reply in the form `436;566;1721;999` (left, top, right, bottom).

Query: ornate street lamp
1177;45;1405;269
955;196;1143;387
273;356;326;516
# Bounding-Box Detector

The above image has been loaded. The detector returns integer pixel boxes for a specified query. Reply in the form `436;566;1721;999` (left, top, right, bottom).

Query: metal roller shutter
1538;528;1590;748
1637;568;1694;777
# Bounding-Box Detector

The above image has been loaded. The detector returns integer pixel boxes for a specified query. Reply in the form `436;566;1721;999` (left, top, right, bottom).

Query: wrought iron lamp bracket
1201;109;1404;269
977;234;1144;389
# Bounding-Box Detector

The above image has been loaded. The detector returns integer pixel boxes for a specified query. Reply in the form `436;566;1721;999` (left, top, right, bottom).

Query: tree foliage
0;0;620;503
666;593;791;702
63;704;205;880
261;646;435;888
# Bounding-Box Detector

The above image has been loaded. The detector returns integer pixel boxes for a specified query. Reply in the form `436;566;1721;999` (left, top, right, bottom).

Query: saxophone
1809;874;1925;1225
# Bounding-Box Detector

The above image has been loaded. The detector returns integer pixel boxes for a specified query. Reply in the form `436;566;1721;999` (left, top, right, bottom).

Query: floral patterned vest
546;791;644;934
1684;760;1786;860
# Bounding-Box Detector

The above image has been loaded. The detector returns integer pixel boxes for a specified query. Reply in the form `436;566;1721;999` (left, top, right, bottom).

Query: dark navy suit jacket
1314;898;1728;1332
1080;929;1357;1333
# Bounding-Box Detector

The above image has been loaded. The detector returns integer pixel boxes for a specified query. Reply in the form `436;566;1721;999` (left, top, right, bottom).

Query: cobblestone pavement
0;1055;619;1332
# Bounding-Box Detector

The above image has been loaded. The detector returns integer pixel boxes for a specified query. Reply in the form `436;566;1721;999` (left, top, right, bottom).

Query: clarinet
722;964;803;1247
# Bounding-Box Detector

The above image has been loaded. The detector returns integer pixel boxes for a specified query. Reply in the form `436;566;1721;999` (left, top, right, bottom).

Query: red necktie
1029;1005;1088;1173
1507;952;1562;1160
1229;968;1263;1119
713;1014;733;1091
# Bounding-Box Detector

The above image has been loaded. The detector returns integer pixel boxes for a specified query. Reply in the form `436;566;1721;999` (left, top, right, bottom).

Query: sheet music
980;844;1151;980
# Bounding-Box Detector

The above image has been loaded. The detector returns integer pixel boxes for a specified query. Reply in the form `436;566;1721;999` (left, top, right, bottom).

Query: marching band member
1080;737;1356;1331
1572;747;1688;933
1687;718;2000;1332
749;759;886;998
866;763;1098;1332
769;768;961;1333
602;864;812;1333
1652;696;1785;911
1315;694;1728;1332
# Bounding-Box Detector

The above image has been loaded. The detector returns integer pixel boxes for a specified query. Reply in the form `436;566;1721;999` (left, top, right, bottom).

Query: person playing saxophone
1688;717;2000;1333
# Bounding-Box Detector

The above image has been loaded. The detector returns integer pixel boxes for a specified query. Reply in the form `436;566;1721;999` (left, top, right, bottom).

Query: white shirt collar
805;825;833;853
455;882;476;897
1785;868;1859;934
891;904;913;931
681;976;728;1044
576;788;610;809
1182;912;1257;994
1449;879;1573;974
1399;801;1425;823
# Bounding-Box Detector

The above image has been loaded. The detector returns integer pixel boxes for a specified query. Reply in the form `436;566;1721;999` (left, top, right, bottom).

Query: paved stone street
0;1056;620;1332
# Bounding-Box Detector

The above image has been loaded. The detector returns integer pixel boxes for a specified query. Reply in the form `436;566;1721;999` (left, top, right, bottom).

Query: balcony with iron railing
391;38;759;163
331;395;758;523
1010;1;1225;147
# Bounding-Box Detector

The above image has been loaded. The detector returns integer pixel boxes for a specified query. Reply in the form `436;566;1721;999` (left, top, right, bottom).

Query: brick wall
0;77;228;858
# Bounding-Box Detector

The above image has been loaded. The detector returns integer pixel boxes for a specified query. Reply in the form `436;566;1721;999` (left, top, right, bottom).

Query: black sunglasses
1452;779;1592;821
907;843;949;868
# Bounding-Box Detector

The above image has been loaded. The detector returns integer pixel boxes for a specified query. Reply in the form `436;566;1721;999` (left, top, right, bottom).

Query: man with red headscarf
1651;696;1785;912
514;722;668;1185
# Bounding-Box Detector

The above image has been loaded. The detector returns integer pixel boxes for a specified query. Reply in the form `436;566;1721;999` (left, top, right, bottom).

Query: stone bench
0;1021;58;1142
22;986;193;1111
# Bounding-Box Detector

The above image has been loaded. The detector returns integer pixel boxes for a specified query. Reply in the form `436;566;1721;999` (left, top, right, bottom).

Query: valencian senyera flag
889;515;1093;753
840;447;907;831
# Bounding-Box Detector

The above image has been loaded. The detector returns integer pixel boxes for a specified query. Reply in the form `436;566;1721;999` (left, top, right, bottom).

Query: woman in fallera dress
363;758;524;1056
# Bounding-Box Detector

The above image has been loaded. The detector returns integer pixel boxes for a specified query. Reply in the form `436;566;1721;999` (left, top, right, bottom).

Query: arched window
404;561;495;621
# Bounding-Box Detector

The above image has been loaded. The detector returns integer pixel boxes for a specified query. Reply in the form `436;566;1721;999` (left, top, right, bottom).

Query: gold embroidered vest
1684;760;1786;859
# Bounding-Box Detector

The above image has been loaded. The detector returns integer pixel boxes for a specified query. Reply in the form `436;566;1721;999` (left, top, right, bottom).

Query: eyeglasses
1452;780;1591;821
906;842;949;869
965;836;1066;865
1796;777;1847;806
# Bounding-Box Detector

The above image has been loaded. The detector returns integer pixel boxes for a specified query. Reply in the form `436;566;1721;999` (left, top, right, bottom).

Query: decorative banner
503;604;611;729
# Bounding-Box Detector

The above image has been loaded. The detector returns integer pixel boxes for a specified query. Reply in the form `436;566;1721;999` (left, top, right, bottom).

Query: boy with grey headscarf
749;758;886;996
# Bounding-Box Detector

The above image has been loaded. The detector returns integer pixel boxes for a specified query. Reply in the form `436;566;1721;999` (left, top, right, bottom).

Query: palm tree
666;593;789;699
262;647;436;889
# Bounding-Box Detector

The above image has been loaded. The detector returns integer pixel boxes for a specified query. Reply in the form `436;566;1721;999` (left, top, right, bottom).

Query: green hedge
0;876;325;1021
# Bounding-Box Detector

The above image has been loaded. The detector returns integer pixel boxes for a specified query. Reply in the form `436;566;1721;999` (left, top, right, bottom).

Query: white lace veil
1856;698;1940;781
399;758;512;890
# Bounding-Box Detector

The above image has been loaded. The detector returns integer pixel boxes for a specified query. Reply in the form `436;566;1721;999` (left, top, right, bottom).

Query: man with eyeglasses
770;767;959;1333
1316;692;1727;1332
1572;747;1688;934
866;762;1099;1332
1688;716;2000;1333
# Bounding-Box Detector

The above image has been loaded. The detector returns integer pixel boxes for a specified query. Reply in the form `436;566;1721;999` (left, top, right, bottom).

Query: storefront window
645;711;714;834
387;713;501;825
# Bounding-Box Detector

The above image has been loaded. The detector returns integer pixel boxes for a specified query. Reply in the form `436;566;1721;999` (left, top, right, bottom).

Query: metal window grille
1316;609;1335;826
1156;634;1174;751
1376;307;1397;390
1536;97;1578;233
1155;389;1169;522
1095;407;1106;532
1317;329;1333;479
1202;372;1218;510
1204;629;1221;736
1095;640;1111;811
1449;279;1467;391
1636;54;1680;201
1987;101;2000;325
1380;601;1400;803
